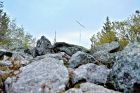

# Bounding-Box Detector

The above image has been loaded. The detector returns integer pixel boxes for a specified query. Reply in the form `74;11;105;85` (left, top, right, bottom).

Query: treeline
91;10;140;50
0;2;35;49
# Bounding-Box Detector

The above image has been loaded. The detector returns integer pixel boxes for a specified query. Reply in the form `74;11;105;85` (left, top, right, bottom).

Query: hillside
0;36;140;93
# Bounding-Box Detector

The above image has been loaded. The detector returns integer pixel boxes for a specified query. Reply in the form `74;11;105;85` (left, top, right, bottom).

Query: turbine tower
54;30;56;44
75;20;88;45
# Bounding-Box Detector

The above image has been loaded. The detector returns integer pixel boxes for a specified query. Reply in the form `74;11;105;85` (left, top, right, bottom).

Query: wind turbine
53;30;56;44
75;19;88;45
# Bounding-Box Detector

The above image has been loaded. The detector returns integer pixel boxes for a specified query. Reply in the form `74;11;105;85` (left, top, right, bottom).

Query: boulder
12;52;33;66
5;55;69;93
31;36;53;57
0;50;5;58
0;60;13;67
91;41;120;53
0;49;13;59
68;51;96;68
91;41;120;68
65;82;120;93
0;49;34;93
53;42;89;56
31;52;70;64
92;51;116;68
71;63;111;85
110;42;140;93
65;88;82;93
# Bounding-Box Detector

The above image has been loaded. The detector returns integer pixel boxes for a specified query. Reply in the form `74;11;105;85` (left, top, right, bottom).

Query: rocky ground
0;36;140;93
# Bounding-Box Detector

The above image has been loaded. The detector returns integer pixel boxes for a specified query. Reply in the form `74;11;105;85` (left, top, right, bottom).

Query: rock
4;77;12;92
0;60;13;67
0;70;7;76
92;51;116;68
0;47;34;67
3;52;13;57
0;49;31;66
24;48;32;55
35;36;53;56
28;37;89;57
80;82;120;93
32;52;70;64
71;63;111;85
0;50;5;59
12;52;33;66
0;49;13;59
65;82;120;93
110;42;140;93
30;47;37;57
30;36;53;57
91;41;120;53
5;55;69;93
3;55;9;61
53;42;89;56
91;41;120;68
5;77;17;93
65;88;82;93
68;51;96;68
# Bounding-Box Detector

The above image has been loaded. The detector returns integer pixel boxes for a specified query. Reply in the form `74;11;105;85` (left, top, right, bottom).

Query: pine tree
90;17;117;48
0;2;10;45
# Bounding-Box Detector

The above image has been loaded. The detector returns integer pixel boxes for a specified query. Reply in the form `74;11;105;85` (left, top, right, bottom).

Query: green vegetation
90;17;117;47
0;2;35;49
0;2;10;45
91;10;140;50
8;20;36;49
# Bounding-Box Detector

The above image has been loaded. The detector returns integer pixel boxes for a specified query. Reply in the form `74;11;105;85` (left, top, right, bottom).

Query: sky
3;0;140;48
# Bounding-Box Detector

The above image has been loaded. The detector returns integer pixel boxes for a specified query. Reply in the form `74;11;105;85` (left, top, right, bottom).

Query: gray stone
80;82;120;93
91;41;120;67
65;82;120;93
32;36;53;57
110;42;140;93
68;51;96;68
72;63;111;84
0;48;31;66
0;70;9;76
91;41;120;53
92;51;116;68
5;56;69;93
32;52;70;64
30;47;37;57
12;52;33;66
0;60;13;67
0;50;5;58
5;77;12;93
65;88;82;93
36;36;52;53
0;49;13;58
53;42;89;56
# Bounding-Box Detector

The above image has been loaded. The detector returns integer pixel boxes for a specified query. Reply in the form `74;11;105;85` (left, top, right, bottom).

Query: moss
0;73;10;81
58;91;65;93
63;59;69;68
118;38;129;50
0;66;8;71
74;83;80;88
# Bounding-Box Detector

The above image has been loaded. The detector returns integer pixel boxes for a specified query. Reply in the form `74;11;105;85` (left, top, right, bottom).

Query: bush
91;10;140;50
91;17;117;48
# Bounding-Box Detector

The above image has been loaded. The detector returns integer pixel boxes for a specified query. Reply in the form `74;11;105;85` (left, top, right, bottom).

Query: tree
90;17;117;48
114;10;140;42
0;2;10;45
91;10;140;50
0;2;35;49
23;33;35;49
8;20;36;49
